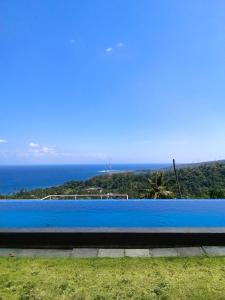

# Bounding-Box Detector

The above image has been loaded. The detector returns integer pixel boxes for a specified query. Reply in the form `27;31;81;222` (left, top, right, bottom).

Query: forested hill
3;162;225;199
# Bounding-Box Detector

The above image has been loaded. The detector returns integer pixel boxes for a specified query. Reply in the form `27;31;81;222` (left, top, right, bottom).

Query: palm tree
145;172;173;199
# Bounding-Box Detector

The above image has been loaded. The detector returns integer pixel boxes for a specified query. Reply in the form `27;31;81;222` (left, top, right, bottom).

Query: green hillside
3;161;225;199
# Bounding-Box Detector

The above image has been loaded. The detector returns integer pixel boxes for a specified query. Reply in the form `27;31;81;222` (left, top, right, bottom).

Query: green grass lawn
1;257;225;300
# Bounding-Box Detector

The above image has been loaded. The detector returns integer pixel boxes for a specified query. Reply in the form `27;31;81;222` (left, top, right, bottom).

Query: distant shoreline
0;163;169;195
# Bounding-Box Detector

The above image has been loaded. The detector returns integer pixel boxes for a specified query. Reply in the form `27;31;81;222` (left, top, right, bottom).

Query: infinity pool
1;199;225;229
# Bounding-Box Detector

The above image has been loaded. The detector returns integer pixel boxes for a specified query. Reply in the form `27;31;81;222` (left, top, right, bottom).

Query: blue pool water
0;199;225;229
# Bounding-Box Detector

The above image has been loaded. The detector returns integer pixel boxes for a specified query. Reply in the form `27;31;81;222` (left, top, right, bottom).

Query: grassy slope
0;257;225;299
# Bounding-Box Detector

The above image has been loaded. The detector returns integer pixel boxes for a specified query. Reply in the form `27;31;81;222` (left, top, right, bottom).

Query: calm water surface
0;199;225;228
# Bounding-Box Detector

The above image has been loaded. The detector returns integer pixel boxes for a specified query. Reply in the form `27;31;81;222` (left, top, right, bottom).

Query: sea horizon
0;163;170;195
0;162;171;167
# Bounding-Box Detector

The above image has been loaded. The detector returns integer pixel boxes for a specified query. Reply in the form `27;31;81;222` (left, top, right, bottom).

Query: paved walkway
1;247;225;257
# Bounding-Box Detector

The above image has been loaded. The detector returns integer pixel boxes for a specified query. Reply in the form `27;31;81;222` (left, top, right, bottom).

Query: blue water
0;164;168;194
0;199;225;228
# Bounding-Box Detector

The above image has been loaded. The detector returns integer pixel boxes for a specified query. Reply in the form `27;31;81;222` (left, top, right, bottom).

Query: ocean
0;164;169;195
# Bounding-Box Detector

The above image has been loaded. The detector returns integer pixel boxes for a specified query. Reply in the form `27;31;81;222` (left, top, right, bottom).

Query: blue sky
1;0;225;165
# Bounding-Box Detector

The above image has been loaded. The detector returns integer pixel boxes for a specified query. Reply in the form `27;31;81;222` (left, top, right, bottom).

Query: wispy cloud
41;146;55;154
105;47;113;53
0;139;7;144
105;42;124;54
116;42;124;48
28;142;56;155
29;142;39;148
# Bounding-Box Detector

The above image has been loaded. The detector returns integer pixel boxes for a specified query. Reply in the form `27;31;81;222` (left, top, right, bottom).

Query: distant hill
176;160;225;169
137;160;225;173
165;159;225;171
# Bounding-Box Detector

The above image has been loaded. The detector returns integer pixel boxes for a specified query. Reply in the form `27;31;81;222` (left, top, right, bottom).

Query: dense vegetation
2;162;225;199
1;256;225;299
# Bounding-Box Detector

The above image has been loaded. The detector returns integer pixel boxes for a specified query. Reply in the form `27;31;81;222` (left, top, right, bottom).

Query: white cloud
29;142;39;148
116;42;124;47
28;142;56;155
105;42;124;54
42;146;55;154
0;139;7;143
105;47;113;53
